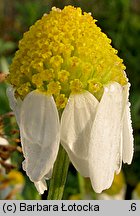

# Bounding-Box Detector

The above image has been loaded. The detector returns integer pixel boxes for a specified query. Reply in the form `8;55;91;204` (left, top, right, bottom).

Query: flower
6;6;133;194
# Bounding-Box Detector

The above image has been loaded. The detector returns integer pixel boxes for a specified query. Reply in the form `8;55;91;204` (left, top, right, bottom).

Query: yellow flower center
7;6;127;109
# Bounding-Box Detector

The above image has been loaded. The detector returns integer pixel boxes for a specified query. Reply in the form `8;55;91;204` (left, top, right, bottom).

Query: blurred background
0;0;140;200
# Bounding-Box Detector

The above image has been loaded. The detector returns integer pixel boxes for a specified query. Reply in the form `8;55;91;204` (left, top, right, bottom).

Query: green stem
47;144;69;200
77;173;85;199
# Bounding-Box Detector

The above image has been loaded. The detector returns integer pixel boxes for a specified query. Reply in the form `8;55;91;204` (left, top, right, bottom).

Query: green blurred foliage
0;39;16;56
0;83;9;114
0;0;140;199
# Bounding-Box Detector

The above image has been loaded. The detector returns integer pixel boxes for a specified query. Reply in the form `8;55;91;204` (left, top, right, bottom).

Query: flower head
7;6;133;194
8;6;126;103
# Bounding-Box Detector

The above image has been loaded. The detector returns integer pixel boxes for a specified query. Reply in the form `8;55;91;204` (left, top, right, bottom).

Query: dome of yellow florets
7;6;127;109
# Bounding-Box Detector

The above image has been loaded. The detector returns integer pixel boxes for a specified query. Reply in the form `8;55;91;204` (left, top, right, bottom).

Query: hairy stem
47;145;69;200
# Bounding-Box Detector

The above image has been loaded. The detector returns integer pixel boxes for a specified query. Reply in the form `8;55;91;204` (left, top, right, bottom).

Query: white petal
61;91;99;177
20;90;60;183
34;179;47;194
115;133;123;175
122;83;134;164
6;86;22;125
89;82;123;193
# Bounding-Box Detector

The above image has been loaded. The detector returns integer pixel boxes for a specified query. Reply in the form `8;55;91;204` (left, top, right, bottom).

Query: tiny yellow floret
70;79;83;93
56;94;68;109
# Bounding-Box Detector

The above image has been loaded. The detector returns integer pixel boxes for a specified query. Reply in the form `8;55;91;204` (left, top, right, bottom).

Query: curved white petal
6;86;22;125
61;91;99;177
89;82;123;193
20;91;60;184
115;133;123;175
122;83;134;164
34;179;47;194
